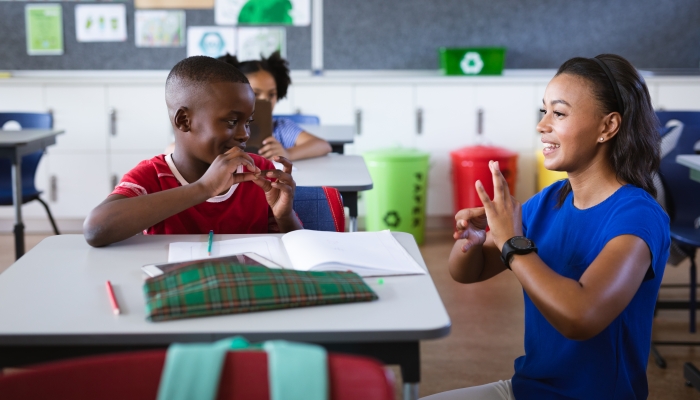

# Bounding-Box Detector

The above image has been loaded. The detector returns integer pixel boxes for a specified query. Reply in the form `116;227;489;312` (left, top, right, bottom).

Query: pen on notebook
207;230;214;256
105;280;120;315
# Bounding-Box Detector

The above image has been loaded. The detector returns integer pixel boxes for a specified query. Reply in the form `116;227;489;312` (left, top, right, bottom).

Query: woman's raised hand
475;160;523;251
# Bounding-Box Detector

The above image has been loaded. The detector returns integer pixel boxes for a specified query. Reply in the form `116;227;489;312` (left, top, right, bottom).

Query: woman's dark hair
554;54;660;206
218;51;291;100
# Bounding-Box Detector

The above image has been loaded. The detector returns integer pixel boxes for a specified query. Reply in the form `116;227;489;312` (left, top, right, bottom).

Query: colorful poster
75;4;127;42
236;27;285;61
135;10;186;47
25;4;64;56
187;26;236;58
215;0;310;26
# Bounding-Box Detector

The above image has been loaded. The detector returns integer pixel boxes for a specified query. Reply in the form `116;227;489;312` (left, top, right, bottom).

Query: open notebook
167;230;426;277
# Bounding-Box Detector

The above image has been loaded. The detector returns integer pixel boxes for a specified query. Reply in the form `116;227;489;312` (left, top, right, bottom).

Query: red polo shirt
111;154;278;234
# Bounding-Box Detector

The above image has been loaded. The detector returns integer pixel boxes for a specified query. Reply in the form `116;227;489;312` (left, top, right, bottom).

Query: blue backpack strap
263;341;328;400
157;336;252;400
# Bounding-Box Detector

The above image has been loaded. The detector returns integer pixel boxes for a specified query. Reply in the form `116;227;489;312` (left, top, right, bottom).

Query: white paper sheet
75;5;127;43
168;236;290;267
281;230;426;277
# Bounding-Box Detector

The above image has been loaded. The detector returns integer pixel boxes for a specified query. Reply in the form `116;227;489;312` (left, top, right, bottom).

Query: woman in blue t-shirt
428;54;670;399
219;52;332;161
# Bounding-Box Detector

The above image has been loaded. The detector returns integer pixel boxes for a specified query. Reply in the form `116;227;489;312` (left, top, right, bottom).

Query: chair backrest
0;350;394;400
273;114;320;126
655;112;700;226
0;112;53;194
294;186;345;232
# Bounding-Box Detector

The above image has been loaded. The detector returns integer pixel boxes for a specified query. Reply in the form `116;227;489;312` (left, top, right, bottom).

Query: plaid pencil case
143;261;378;322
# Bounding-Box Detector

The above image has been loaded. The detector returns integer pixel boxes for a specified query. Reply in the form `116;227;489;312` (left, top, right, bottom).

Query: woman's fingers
475;180;493;210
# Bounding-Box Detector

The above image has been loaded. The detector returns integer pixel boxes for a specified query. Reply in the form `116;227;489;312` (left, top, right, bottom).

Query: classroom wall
0;0;698;70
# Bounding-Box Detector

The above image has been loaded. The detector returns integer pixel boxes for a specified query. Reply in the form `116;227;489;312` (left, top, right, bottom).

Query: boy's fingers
273;156;293;174
252;175;273;191
231;172;257;184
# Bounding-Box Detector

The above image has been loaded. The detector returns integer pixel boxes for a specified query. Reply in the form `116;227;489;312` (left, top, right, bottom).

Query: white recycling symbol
460;52;484;74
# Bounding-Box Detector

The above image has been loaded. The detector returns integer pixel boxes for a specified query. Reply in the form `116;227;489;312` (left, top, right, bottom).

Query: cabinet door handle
477;108;484;136
111;174;119;189
109;108;117;136
416;108;423;135
50;175;57;202
355;109;362;135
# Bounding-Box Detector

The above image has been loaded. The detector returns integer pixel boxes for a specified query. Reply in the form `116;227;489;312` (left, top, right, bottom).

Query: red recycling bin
450;145;518;214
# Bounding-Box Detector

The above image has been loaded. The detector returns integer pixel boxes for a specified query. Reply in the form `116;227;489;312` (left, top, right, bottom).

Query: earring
599;137;604;142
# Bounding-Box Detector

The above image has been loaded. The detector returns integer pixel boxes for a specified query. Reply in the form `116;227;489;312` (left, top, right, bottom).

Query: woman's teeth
543;143;560;150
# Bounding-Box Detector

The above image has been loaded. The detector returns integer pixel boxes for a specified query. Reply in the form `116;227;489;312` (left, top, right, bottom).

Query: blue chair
0;113;60;235
651;113;700;379
273;114;320;126
293;187;345;232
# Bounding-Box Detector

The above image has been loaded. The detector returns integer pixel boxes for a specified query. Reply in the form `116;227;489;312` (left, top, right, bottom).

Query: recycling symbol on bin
460;52;484;75
383;211;401;228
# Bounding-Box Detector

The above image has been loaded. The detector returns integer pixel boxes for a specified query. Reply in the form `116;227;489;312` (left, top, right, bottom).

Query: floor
1;231;700;399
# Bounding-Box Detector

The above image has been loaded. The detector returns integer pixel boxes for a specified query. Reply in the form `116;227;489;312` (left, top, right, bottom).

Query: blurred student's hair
218;51;291;100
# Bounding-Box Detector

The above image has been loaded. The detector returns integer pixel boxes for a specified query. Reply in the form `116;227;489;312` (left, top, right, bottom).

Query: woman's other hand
454;207;488;252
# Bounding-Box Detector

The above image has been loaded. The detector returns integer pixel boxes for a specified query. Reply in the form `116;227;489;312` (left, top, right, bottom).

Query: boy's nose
234;125;250;142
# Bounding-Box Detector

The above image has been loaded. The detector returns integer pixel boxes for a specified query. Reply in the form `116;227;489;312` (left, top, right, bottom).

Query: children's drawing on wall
75;4;127;42
187;26;236;58
236;27;285;61
135;10;185;47
215;0;310;26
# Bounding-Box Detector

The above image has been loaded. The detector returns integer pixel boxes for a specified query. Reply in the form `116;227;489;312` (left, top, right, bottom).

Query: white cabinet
475;84;539;201
109;152;160;190
415;85;477;216
292;84;354;124
0;85;45;112
107;85;172;153
47;154;110;220
350;85;416;155
657;83;700;110
45;85;108;153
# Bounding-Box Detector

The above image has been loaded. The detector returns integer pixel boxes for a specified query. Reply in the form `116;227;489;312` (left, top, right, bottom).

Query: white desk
293;154;373;232
0;233;450;400
677;155;700;183
299;124;355;154
0;129;63;259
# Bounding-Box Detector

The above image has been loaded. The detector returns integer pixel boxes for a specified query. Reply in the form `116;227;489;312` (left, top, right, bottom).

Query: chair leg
691;256;697;334
35;197;60;235
650;344;667;368
684;363;700;390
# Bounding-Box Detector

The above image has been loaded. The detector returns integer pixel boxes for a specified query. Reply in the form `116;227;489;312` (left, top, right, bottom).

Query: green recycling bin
363;149;430;245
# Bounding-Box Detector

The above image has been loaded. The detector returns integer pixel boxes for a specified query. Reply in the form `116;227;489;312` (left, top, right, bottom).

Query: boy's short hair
165;56;249;97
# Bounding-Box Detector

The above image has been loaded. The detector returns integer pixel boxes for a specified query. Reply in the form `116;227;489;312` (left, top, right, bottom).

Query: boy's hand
260;137;290;160
454;207;488;253
253;156;296;220
197;147;260;197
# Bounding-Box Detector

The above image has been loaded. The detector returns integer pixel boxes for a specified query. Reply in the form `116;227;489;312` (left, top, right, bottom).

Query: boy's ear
173;107;191;132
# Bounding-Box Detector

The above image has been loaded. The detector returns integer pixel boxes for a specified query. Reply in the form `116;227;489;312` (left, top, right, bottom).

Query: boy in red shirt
84;56;302;247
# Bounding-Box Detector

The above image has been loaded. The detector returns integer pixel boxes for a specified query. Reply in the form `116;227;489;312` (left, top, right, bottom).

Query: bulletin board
0;0;698;70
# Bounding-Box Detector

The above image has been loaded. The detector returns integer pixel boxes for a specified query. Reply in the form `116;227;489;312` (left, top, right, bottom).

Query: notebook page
168;236;291;267
281;230;425;277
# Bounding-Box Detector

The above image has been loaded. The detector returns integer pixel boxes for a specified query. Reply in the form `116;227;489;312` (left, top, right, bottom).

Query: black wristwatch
501;236;538;270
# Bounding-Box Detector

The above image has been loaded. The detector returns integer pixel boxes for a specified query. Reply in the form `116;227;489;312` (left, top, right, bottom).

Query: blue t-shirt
512;181;670;399
272;118;303;149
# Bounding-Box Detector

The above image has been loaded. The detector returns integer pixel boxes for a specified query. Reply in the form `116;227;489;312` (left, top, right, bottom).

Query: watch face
511;237;531;250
